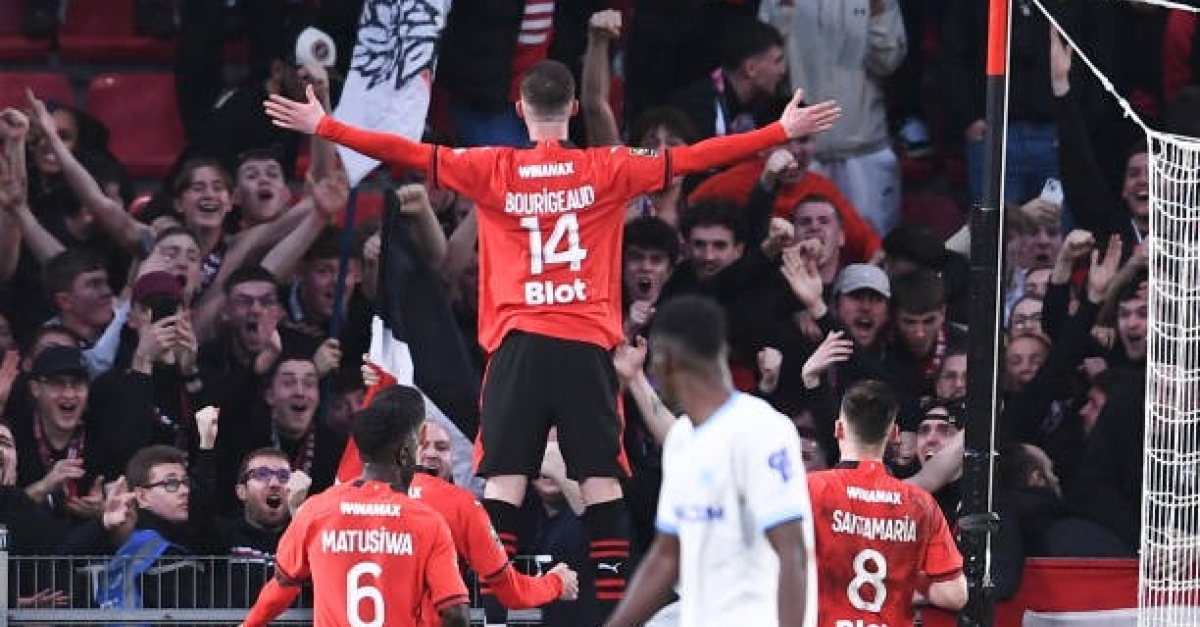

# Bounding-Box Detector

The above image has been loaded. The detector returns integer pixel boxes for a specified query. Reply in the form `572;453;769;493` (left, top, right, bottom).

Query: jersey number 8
848;548;888;612
347;561;384;627
521;214;588;275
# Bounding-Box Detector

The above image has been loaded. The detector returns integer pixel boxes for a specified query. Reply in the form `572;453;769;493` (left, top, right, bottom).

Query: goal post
959;0;1009;625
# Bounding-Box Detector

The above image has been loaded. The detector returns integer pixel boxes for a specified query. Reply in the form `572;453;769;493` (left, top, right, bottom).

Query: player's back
807;461;961;627
284;480;468;627
431;141;672;351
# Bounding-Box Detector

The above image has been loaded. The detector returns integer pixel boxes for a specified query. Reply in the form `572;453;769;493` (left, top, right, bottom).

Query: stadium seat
0;71;75;110
85;72;184;178
0;1;52;62
59;0;176;63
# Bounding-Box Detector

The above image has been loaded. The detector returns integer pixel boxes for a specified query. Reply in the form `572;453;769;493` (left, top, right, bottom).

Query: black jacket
435;1;524;111
1067;379;1146;552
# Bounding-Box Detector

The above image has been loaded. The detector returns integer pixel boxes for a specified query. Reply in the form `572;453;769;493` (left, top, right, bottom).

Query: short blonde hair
1018;198;1061;231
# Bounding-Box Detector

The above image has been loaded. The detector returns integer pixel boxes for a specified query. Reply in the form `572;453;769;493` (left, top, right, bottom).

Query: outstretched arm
669;90;840;175
4;198;66;264
265;85;435;172
0;108;28;279
461;491;572;606
240;577;302;627
486;562;574;607
27;90;146;255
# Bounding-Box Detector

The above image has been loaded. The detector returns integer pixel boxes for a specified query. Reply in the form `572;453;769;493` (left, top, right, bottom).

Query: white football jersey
656;392;818;627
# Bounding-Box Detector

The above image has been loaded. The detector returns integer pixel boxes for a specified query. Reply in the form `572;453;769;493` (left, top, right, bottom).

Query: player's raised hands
264;84;326;135
780;89;840;139
548;563;580;600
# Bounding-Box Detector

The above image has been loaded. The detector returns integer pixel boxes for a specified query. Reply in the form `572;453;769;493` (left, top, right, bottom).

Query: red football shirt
317;116;789;352
688;158;882;265
806;461;962;627
409;472;561;627
273;480;469;627
409;473;508;579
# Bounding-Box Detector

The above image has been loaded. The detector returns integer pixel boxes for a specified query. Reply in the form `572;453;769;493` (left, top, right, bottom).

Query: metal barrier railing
0;531;545;626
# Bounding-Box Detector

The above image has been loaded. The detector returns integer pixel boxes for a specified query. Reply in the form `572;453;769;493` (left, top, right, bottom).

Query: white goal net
1141;130;1200;626
1027;1;1200;625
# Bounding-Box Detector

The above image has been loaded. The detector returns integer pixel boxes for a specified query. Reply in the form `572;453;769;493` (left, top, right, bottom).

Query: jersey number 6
521;214;588;275
347;561;384;627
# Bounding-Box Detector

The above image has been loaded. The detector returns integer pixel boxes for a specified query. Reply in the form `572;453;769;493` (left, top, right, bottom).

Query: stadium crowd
1;0;1200;624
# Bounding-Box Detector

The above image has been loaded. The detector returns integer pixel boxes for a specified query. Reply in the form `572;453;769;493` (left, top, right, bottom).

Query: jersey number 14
521;214;588;275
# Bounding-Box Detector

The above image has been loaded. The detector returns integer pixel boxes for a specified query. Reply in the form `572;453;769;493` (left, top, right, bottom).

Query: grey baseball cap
833;264;891;298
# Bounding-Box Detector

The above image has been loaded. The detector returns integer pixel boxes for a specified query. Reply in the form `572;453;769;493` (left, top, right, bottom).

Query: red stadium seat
85;72;185;178
0;71;75;110
59;0;175;63
0;1;52;62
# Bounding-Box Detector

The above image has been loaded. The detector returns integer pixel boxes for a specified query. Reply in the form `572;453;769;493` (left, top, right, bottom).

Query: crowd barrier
0;545;545;626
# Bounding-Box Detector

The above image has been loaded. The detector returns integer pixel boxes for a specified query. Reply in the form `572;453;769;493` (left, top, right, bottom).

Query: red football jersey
315;117;789;352
431;142;671;352
274;480;469;627
408;473;509;580
807;461;962;627
408;472;561;627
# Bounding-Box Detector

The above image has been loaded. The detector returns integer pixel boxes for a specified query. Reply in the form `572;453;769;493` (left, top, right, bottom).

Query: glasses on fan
242;467;291;484
144;477;190;493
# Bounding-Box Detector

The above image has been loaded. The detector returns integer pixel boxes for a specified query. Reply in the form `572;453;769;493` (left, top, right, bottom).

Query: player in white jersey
603;295;816;627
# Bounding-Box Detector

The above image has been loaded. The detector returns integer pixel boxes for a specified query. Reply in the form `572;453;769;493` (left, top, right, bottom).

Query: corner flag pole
960;0;1009;625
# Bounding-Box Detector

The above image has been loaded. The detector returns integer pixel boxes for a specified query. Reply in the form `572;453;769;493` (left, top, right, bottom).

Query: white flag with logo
333;0;451;186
